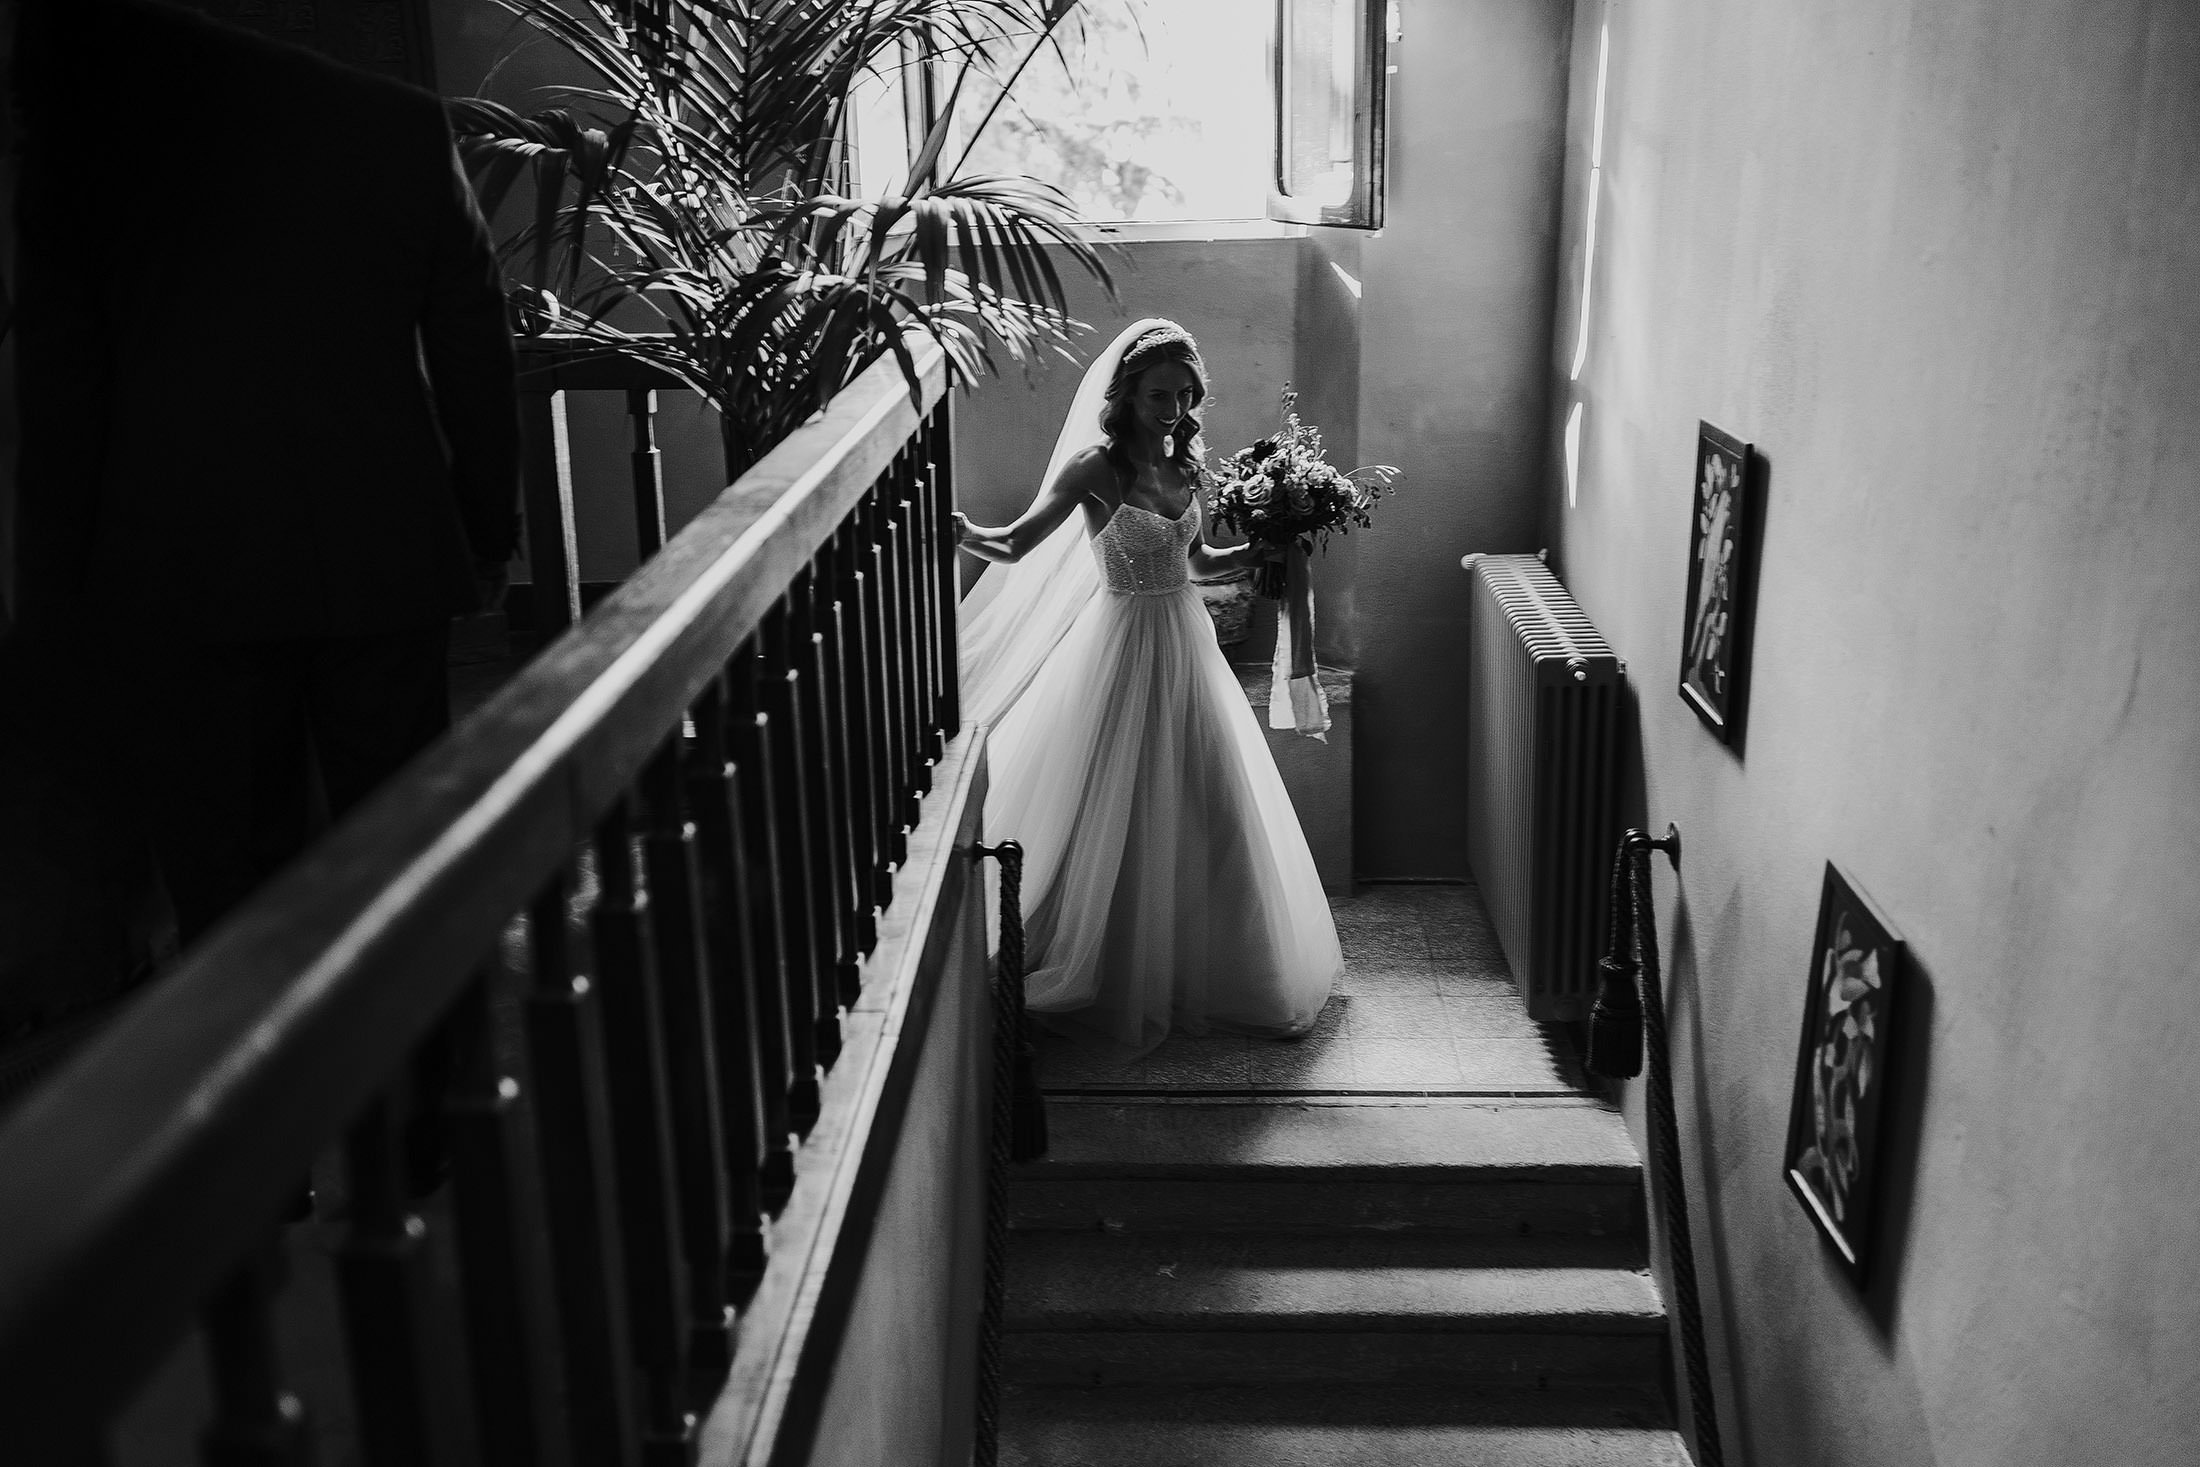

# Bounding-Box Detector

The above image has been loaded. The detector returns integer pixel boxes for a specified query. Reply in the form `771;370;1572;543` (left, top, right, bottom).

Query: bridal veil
957;318;1171;731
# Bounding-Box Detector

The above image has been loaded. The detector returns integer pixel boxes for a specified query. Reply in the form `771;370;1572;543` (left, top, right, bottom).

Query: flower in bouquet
1210;387;1399;558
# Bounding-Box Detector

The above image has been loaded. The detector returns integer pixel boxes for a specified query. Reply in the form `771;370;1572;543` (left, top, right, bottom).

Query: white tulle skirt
985;583;1342;1054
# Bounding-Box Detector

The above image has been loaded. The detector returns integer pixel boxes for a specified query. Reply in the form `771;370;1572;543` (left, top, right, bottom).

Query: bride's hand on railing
951;511;991;556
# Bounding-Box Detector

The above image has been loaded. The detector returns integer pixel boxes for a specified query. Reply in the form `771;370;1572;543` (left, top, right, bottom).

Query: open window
893;0;1275;226
1268;0;1391;229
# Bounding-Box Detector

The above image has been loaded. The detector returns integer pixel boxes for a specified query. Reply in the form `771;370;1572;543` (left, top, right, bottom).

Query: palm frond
461;0;1116;472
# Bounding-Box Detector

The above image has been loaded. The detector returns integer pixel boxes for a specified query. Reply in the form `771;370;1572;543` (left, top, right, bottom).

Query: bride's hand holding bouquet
1210;388;1398;600
1211;387;1397;737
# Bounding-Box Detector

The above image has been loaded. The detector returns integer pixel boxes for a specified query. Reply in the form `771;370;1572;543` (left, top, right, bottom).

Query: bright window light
955;0;1272;223
851;65;911;200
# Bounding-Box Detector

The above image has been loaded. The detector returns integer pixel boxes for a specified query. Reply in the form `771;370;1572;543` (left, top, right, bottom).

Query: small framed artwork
1678;422;1756;740
1783;863;1904;1281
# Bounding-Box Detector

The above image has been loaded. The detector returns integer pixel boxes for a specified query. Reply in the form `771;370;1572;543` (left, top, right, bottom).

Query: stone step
1005;1232;1667;1389
1000;1384;1691;1467
1013;1096;1642;1237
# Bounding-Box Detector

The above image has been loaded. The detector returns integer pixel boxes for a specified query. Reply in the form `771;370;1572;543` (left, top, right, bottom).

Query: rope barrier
1587;827;1725;1467
970;838;1044;1467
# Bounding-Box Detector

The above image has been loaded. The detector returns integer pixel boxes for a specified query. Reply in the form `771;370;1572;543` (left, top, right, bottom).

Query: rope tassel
1586;839;1644;1079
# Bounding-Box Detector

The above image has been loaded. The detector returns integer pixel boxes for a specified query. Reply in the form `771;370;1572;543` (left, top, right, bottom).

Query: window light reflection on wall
1568;22;1609;383
1565;400;1583;509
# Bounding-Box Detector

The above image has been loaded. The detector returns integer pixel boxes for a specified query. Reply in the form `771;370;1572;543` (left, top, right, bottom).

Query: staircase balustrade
0;337;983;1467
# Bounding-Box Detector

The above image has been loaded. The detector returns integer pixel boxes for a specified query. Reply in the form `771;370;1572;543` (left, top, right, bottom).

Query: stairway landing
1036;881;1589;1095
1004;884;1690;1466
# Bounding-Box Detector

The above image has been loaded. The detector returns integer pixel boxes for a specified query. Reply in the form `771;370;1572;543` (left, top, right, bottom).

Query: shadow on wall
1861;949;1935;1342
1667;891;1753;1461
1713;447;1773;764
1635;672;1942;1464
1609;688;1754;1462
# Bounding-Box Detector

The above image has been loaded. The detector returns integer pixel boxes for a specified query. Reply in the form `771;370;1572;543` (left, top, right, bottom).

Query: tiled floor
1035;882;1593;1097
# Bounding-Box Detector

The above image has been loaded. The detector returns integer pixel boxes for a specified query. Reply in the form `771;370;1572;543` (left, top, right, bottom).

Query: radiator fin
1464;556;1625;1022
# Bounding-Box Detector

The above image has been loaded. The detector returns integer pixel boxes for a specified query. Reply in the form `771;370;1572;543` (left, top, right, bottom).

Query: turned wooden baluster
336;1093;474;1467
832;520;887;930
858;490;907;878
785;571;850;1061
684;676;772;1288
906;427;945;764
927;405;962;741
759;597;837;1080
732;639;816;1154
523;866;641;1467
444;964;567;1467
886;457;929;811
874;482;915;832
197;1237;309;1467
806;535;868;1005
635;736;737;1380
588;802;698;1464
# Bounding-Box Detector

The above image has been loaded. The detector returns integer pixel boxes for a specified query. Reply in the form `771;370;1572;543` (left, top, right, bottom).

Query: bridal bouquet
1213;388;1397;549
1210;388;1399;738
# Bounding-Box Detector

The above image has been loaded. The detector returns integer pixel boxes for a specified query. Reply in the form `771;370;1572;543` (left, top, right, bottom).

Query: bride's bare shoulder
1055;444;1118;501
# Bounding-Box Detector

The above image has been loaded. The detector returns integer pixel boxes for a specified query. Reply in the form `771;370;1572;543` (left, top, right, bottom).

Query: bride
953;319;1344;1054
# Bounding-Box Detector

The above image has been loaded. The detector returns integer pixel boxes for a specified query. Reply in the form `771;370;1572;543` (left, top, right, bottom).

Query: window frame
1267;0;1391;230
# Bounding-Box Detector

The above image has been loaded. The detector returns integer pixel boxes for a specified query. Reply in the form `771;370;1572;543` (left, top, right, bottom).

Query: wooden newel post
629;388;668;562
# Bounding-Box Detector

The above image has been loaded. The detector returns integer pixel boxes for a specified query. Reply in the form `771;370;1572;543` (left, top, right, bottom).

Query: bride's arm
1189;501;1284;584
952;448;1108;563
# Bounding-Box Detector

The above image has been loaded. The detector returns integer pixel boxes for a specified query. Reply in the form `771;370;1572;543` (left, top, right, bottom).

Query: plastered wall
796;854;988;1467
1545;2;2200;1462
1351;0;1573;878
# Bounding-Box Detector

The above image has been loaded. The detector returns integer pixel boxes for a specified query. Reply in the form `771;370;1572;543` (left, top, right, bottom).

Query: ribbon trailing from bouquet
1269;546;1329;740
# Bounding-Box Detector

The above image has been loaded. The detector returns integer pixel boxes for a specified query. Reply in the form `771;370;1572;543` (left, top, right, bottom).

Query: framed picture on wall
1677;421;1756;741
1782;862;1904;1281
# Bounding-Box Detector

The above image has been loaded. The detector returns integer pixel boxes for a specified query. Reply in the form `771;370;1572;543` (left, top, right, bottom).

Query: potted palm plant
451;0;1114;476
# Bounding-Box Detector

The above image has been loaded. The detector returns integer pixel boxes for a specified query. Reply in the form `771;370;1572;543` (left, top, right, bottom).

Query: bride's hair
1099;323;1209;483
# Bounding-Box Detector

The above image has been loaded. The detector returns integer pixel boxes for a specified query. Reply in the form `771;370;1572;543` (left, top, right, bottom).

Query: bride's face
1130;362;1200;447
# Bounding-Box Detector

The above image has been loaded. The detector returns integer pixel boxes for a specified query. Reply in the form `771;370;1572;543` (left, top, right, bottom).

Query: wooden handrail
0;336;957;1462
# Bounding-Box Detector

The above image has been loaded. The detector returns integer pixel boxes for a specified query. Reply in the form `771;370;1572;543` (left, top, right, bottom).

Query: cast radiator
1462;554;1626;1022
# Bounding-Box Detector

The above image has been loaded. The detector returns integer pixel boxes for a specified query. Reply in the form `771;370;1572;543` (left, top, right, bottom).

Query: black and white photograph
0;1;2192;1464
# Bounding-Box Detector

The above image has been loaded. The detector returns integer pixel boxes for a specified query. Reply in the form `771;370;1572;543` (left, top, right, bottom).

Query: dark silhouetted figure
5;0;518;1008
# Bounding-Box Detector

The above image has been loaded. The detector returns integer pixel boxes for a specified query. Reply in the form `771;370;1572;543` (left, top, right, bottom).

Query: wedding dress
962;320;1343;1054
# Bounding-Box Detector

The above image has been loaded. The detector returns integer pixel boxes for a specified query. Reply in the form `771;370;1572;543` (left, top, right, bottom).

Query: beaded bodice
1092;500;1197;596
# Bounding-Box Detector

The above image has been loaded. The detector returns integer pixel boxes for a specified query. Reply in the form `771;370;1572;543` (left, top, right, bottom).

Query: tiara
1124;321;1198;361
